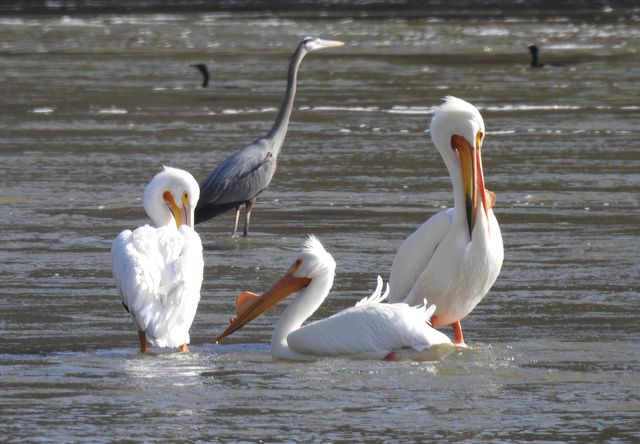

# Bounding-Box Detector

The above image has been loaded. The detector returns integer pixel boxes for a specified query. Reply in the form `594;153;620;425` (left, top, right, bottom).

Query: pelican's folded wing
387;208;453;303
287;292;451;359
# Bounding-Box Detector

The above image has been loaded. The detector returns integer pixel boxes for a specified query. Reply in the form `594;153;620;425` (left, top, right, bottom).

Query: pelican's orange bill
451;132;488;237
215;268;311;343
163;191;183;228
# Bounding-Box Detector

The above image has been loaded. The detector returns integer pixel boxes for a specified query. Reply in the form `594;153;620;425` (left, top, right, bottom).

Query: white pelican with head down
111;166;204;353
387;97;503;346
216;236;452;361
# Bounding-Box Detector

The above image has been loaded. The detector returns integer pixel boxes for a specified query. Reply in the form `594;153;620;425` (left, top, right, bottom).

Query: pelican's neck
144;196;175;228
265;45;307;154
271;269;334;360
439;153;471;237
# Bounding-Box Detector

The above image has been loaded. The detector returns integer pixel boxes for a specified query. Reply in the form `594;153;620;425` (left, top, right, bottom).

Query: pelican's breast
407;209;503;325
112;225;204;348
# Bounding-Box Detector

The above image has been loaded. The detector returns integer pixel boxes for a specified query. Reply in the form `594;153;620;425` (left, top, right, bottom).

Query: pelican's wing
111;225;204;348
287;280;451;359
197;139;276;207
387;208;453;304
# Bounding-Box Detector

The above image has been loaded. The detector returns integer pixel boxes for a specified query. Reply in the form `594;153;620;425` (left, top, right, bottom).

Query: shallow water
1;5;639;442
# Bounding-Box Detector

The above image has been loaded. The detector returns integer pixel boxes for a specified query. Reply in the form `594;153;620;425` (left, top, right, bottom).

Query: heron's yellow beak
216;260;311;343
318;39;345;49
452;133;489;237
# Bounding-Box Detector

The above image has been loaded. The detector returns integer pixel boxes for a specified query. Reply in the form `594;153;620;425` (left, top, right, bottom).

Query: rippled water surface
1;5;639;442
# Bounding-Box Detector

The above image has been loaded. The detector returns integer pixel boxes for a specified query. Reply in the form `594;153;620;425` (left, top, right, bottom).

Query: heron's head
301;36;345;53
143;166;200;229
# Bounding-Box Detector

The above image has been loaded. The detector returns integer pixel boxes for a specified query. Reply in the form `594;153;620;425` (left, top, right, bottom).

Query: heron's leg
232;206;241;237
452;321;467;347
177;344;189;352
138;331;147;353
243;197;257;237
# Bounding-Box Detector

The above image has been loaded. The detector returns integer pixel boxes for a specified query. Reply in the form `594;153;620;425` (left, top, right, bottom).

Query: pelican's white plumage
387;97;504;345
111;166;204;352
217;236;452;361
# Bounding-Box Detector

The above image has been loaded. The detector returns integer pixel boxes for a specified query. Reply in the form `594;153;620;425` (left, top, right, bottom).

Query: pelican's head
290;235;337;279
143;166;200;229
430;96;489;237
300;36;345;53
216;235;336;343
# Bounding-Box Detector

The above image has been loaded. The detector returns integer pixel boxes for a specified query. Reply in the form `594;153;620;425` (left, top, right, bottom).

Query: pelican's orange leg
138;331;148;353
383;351;398;361
177;344;189;352
452;321;467;347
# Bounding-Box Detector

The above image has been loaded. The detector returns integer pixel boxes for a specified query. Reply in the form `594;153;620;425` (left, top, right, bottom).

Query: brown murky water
1;6;639;442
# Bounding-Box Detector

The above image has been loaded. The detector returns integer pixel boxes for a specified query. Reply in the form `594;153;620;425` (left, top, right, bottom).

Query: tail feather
194;200;242;224
355;276;390;307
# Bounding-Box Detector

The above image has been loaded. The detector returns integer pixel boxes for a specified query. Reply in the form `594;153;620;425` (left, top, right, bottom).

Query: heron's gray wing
198;138;276;206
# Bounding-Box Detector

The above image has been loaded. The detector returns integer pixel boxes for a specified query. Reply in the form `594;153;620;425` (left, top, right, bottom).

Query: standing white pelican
216;236;452;361
111;166;204;353
387;97;503;346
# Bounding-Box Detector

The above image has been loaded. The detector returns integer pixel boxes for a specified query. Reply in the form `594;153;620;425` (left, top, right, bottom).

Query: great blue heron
191;63;210;87
194;37;344;237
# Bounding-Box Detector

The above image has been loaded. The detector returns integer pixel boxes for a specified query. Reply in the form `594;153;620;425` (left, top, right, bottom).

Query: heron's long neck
266;46;306;154
271;270;334;359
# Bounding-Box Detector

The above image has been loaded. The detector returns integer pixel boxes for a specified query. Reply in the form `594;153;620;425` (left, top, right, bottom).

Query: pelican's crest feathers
432;96;484;130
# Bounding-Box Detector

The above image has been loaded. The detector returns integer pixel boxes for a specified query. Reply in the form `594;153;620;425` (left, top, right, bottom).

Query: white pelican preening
111;166;204;353
387;97;504;346
216;236;453;361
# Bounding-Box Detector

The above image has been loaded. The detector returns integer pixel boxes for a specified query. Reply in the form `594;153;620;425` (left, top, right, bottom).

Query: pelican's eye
288;258;303;274
182;191;189;206
476;131;484;149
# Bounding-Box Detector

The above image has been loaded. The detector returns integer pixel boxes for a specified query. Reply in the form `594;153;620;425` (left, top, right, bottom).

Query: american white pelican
111;166;204;353
216;236;453;361
387;97;504;346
